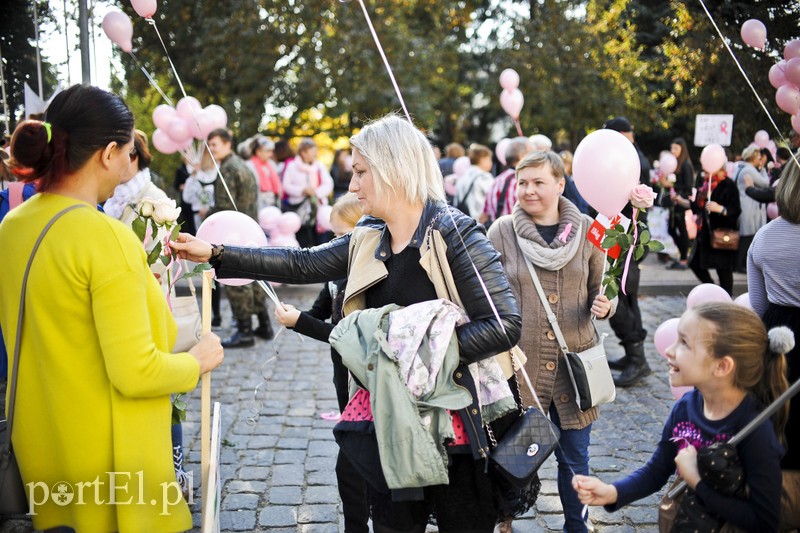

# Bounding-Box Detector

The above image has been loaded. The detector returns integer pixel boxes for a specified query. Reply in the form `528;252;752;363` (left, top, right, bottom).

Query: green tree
0;0;57;135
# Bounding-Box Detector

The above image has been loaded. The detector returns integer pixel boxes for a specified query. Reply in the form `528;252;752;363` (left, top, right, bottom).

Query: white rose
152;198;181;225
139;198;155;218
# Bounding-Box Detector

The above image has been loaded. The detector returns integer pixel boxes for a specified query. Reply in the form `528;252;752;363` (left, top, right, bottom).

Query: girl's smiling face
665;312;718;389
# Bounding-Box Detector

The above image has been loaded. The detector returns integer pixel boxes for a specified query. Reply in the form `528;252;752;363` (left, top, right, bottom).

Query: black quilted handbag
490;406;559;488
490;349;560;489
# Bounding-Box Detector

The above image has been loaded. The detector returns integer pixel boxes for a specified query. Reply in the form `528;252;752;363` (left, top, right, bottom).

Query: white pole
0;42;10;136
33;1;43;98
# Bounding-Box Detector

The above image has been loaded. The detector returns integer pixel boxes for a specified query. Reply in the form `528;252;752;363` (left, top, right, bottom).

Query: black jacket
214;200;523;461
215;200;522;363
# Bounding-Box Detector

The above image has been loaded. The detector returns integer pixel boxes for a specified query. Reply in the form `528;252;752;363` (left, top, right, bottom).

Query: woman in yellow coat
0;84;224;532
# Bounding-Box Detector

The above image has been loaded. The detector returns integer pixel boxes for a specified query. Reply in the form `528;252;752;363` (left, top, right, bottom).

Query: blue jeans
549;403;592;533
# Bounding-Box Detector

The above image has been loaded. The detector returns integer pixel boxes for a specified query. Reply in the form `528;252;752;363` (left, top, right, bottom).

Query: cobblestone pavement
1;284;705;533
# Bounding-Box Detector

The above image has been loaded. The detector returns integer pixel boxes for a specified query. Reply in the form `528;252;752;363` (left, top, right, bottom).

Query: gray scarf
512;197;584;271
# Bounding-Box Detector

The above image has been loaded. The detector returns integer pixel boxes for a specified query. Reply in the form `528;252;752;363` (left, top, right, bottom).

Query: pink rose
630;184;656;209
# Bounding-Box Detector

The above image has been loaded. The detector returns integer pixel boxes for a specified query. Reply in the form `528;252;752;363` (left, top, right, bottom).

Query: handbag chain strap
2;204;88;459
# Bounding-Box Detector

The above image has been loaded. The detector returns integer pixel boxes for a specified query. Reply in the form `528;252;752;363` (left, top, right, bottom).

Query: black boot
613;340;651;387
255;313;274;340
222;324;255;348
607;355;628;370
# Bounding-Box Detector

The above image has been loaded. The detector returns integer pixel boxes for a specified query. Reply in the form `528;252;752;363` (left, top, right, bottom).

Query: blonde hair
515;150;565;181
776;153;800;224
331;192;363;229
349;114;445;205
692;303;789;441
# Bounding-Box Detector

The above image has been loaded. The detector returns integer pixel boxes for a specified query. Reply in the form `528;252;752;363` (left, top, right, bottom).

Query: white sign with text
694;114;734;147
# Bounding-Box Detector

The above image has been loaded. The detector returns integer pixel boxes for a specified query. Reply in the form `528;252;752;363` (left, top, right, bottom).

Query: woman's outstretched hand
170;233;214;263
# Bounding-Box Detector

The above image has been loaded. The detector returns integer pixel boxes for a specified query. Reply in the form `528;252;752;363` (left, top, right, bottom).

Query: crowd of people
1;84;799;532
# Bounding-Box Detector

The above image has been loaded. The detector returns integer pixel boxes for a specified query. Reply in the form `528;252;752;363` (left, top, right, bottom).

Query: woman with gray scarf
488;150;614;533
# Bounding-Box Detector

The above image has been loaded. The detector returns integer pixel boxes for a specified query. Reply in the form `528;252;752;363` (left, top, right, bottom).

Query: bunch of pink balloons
258;207;301;248
572;129;641;218
766;36;800;131
197;211;268;286
151;98;228;155
499;69;524;120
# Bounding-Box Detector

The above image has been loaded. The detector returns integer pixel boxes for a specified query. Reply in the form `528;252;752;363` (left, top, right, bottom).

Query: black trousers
668;208;691;261
736;234;755;272
336;450;370;533
609;258;646;345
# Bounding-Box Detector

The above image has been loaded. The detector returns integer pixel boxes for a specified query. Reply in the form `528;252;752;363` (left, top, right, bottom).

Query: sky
39;0;116;93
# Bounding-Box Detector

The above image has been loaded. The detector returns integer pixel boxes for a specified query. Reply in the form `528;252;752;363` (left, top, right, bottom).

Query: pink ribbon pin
558;223;573;243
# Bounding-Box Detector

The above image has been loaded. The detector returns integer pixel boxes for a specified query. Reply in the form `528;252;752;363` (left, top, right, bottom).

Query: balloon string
128;50;173;106
355;0;412;124
514;118;523;137
696;0;800;169
620;208;639;296
146;18;188;99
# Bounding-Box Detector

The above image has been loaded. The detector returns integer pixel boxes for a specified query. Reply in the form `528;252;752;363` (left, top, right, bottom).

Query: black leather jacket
214;200;522;459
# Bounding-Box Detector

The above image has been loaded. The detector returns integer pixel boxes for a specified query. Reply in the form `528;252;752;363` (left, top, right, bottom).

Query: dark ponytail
9;85;134;192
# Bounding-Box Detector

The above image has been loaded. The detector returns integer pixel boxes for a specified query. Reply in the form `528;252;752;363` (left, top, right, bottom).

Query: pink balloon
499;69;520;91
734;292;752;309
152;104;177;130
725;161;737;178
659;152;678;176
784;58;800;88
277;212;302;235
769;61;788;89
196;211;268;286
754;130;770;148
572;129;641;218
453;156;471;177
654;318;680;358
686;283;732;309
176;97;202;122
316;204;333;233
152;128;179;154
785;39;800;61
165;118;192;143
500;89;524;119
671;386;693;401
792;113;800;135
444;175;457;197
204;104;228;129
776;84;800;115
740;19;767;50
270;234;300;248
495;138;511;166
130;0;157;18
102;11;133;53
258;206;282;232
767;202;779;220
767;140;777;161
187;110;217;140
699;144;727;174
